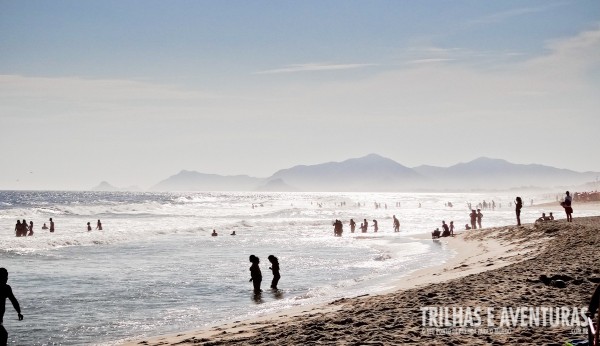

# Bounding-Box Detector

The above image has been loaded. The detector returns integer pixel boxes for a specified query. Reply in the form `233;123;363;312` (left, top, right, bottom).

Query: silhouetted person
268;255;280;290
536;213;548;222
449;221;455;236
562;191;573;222
465;224;471;230
588;284;600;346
431;228;441;239
21;220;27;237
49;218;54;233
441;221;450;237
372;220;378;232
469;210;477;230
230;231;236;235
14;221;20;238
41;223;48;230
549;212;554;220
28;221;33;236
515;197;523;226
476;209;483;229
211;230;218;236
1;268;23;345
249;255;262;294
363;219;368;233
333;219;343;237
349;219;356;233
96;220;102;230
393;215;400;232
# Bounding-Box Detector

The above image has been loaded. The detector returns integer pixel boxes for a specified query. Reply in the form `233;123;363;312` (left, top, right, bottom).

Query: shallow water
0;191;593;345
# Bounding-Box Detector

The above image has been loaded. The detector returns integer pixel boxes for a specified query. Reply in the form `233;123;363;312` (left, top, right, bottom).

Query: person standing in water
372;220;378;232
28;221;33;236
476;209;483;229
1;268;24;345
267;255;280;290
96;220;102;230
87;222;92;231
49;218;55;233
349;219;356;233
393;215;400;232
14;220;21;237
515;197;523;226
249;255;262;294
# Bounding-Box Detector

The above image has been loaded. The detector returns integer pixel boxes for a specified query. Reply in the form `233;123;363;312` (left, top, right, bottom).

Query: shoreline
123;222;540;345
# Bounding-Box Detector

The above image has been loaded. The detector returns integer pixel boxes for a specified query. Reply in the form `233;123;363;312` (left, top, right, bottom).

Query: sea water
0;191;593;345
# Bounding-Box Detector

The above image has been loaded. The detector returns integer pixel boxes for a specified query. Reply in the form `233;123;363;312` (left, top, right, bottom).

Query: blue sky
1;1;599;189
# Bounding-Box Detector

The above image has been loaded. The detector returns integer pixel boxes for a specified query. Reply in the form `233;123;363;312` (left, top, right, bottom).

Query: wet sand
125;217;600;345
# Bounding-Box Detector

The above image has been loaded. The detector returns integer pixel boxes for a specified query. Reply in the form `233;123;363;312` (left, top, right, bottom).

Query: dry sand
125;217;600;346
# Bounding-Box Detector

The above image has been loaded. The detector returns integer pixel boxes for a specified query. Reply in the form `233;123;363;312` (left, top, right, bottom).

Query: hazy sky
1;1;599;190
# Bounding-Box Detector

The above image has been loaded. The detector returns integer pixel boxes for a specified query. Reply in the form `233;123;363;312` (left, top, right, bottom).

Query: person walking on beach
515;197;523;226
393;215;400;232
267;255;280;290
96;220;102;230
349;219;356;233
0;268;24;345
372;220;378;232
249;255;262;294
469;210;477;230
49;218;54;233
476;209;483;229
561;191;573;222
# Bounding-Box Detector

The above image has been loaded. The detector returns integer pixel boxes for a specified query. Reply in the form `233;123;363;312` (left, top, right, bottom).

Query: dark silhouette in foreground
268;255;280;290
1;268;23;345
249;255;262;294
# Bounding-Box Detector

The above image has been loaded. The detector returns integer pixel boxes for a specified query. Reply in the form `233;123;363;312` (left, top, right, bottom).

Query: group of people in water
14;219;103;236
333;216;400;236
249;254;280;294
14;218;54;237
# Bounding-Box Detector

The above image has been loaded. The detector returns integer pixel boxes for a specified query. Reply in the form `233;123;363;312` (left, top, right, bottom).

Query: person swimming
211;230;218;236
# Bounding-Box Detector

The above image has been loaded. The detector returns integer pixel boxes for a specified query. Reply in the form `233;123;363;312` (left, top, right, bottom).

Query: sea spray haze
0;190;594;344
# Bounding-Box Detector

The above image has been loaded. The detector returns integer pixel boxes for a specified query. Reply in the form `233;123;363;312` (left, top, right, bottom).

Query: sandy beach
125;215;600;346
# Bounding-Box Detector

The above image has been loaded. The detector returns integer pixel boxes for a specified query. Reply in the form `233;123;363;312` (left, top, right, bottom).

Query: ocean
0;190;590;345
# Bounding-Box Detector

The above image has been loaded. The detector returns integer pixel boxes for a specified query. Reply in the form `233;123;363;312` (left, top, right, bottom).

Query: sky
1;0;599;190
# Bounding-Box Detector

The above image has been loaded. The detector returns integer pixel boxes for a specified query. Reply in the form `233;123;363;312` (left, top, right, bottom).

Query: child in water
249;255;262;294
87;222;92;231
268;255;280;290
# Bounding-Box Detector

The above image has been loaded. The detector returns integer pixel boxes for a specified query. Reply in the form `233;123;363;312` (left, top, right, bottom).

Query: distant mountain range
93;154;600;192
